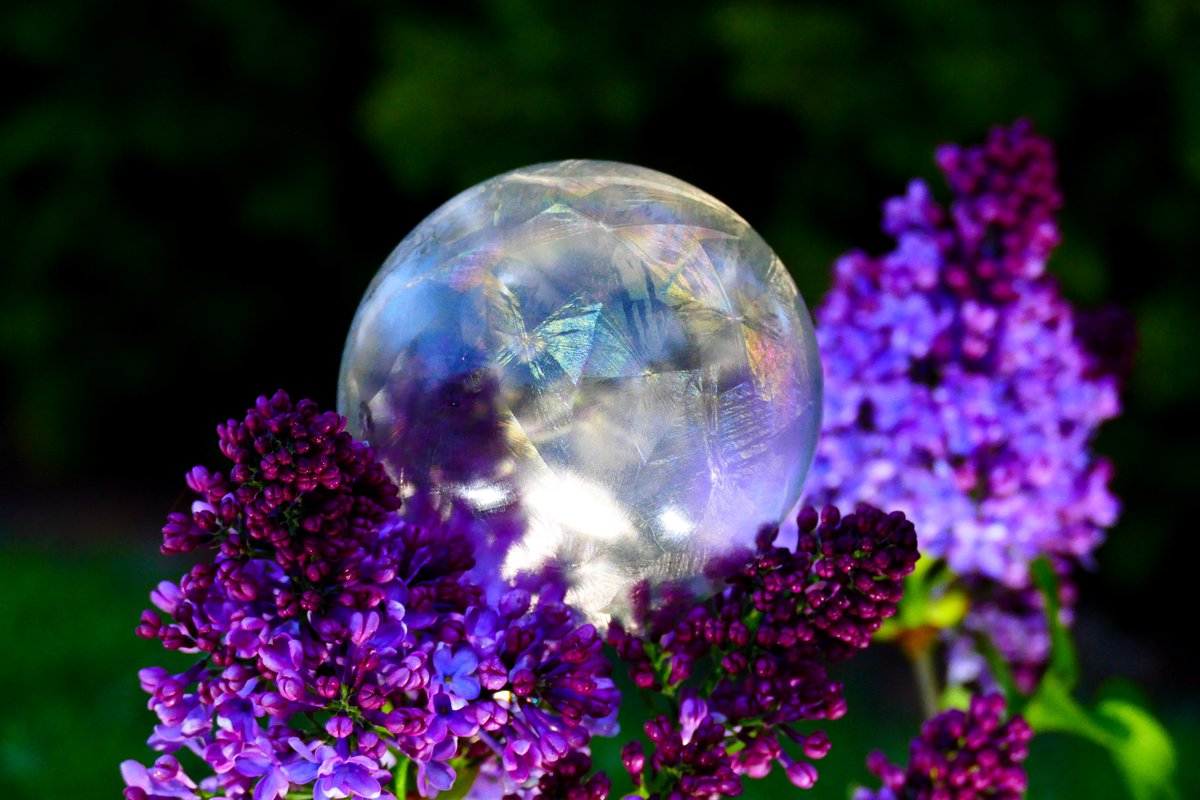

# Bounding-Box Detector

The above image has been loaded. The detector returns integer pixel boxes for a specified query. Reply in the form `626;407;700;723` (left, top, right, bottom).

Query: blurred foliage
1016;560;1177;799
2;0;1198;797
0;544;193;800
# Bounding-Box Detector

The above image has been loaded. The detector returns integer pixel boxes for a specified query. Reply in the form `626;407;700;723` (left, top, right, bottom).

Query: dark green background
1;1;1197;798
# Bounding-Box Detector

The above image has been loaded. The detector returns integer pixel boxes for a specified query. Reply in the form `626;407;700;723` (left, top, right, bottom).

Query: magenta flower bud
473;700;509;730
257;692;289;716
478;656;507;691
149;755;182;782
358;731;386;760
159;625;190;650
786;760;818;789
499;589;531;618
384;708;427;736
348;610;379;645
357;684;386;711
315;675;341;699
803;731;831;760
325;715;354;739
275;590;300;618
135;610;162;639
644;716;671;745
622;741;645;781
298;590;321;613
631;663;657;689
277;670;305;702
154;677;184;707
511;668;536;697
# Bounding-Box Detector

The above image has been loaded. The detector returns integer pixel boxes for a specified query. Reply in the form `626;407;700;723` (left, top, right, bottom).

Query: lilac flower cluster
945;576;1078;692
122;121;1099;800
809;121;1127;680
125;392;618;800
608;504;920;798
854;693;1032;800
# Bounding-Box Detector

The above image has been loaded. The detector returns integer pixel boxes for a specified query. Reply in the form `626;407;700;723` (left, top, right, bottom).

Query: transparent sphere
339;161;822;625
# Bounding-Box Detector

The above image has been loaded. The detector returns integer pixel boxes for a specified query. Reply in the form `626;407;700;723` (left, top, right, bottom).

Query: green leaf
1025;674;1180;800
1030;557;1078;689
875;617;903;641
940;682;973;712
975;632;1020;708
1024;672;1109;743
891;557;967;634
1094;695;1179;800
892;558;933;629
925;587;969;628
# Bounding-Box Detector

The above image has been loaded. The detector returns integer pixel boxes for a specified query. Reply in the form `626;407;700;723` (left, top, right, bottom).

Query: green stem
394;756;410;800
910;644;940;720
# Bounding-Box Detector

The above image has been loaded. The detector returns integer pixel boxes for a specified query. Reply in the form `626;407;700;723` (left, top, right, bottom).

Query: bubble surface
339;160;822;624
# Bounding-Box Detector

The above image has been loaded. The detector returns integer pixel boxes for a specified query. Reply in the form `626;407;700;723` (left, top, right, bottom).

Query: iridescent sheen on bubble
338;161;822;625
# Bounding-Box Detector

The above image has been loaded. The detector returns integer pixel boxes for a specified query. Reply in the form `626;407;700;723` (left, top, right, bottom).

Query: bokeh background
2;1;1197;798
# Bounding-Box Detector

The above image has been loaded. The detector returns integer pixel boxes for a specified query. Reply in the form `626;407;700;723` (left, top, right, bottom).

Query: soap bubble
339;160;821;625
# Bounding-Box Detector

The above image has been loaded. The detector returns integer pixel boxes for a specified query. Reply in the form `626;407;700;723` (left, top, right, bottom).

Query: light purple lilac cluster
854;693;1032;800
124;392;619;800
608;504;920;798
809;120;1127;684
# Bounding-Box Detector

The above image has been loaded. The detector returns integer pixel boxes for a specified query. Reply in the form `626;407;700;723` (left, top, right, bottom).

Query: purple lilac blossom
121;756;201;800
124;392;619;800
621;697;742;798
808;120;1127;680
608;504;920;797
946;578;1076;692
854;693;1032;800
